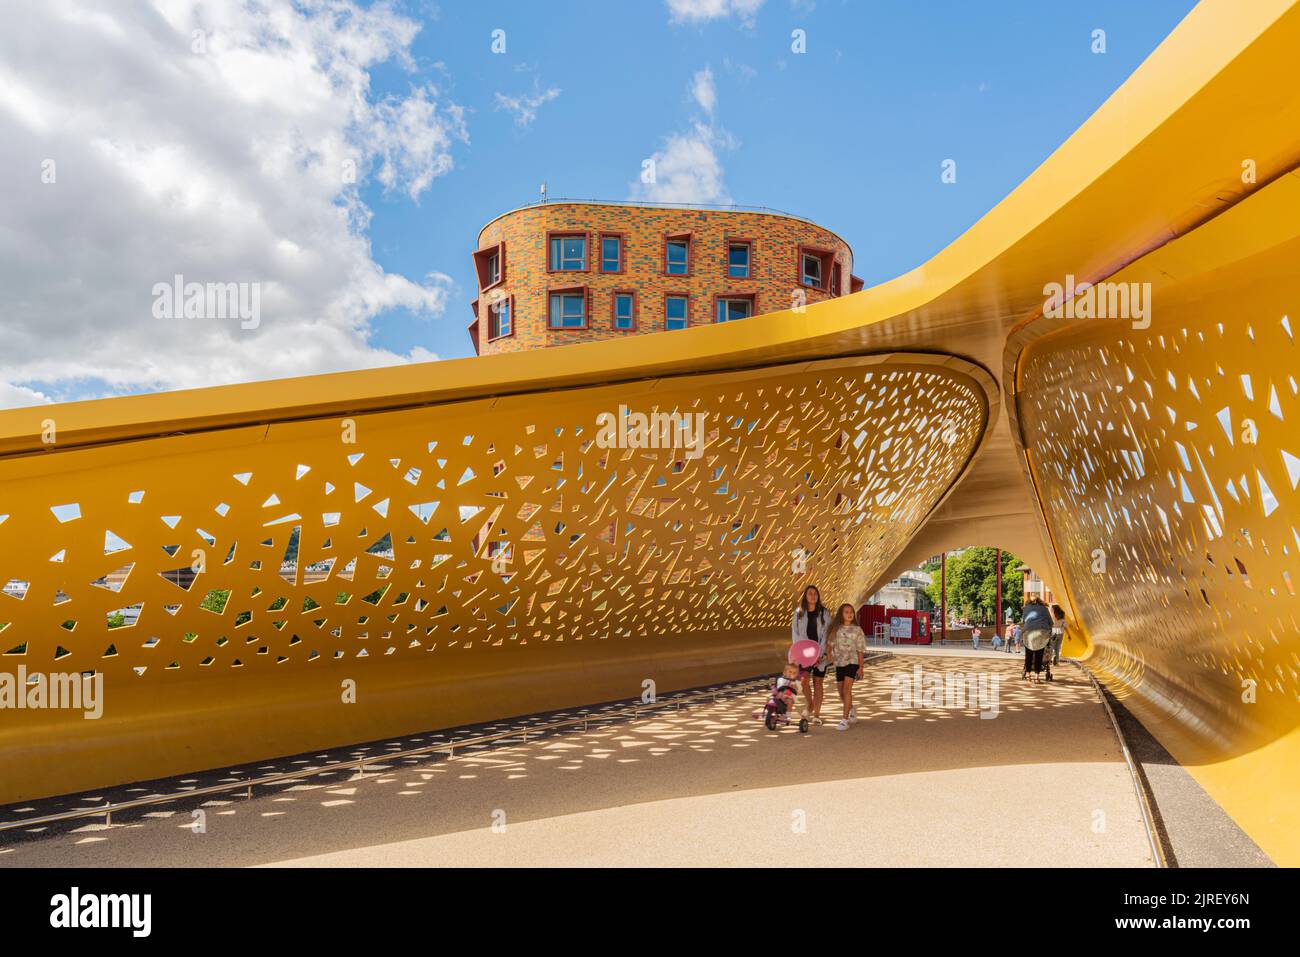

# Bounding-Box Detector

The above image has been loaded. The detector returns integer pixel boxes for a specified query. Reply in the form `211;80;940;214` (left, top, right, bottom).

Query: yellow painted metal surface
1;0;1299;864
1008;169;1300;864
0;356;991;801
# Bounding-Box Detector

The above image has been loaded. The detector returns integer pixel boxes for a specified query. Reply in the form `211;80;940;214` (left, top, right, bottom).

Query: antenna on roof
540;181;548;204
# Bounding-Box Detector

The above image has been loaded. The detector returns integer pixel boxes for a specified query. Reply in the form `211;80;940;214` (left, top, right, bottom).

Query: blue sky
0;0;1198;407
361;0;1197;361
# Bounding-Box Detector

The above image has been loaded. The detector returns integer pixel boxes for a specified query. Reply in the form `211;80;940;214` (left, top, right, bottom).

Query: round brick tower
469;201;857;355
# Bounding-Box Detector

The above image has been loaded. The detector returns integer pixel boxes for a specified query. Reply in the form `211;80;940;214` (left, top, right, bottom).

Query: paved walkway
0;653;1153;867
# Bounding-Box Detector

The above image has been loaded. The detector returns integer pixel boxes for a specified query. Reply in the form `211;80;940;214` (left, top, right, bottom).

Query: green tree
924;548;1023;624
201;589;231;613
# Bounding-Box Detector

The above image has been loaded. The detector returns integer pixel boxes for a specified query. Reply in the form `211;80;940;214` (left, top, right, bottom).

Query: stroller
755;643;821;733
761;677;810;733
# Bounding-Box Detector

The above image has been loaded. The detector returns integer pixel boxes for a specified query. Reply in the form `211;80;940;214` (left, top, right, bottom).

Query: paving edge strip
1074;660;1277;867
1098;682;1275;868
1073;660;1166;868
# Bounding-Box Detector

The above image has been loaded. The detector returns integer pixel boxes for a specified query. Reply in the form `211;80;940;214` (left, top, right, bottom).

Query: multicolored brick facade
469;202;856;355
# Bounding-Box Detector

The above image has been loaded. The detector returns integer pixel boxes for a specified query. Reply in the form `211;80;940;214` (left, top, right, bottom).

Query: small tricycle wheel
765;711;777;731
798;718;809;733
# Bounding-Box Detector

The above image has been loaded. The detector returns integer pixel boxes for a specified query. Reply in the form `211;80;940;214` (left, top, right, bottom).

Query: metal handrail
478;196;850;240
4;653;1167;860
2;652;893;833
0;677;772;833
526;196;814;221
1073;660;1169;868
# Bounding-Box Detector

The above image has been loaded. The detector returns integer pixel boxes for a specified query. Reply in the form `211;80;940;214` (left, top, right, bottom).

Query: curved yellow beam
1;2;1298;455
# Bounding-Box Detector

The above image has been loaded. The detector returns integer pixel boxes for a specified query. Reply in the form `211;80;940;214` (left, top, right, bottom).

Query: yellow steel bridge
2;0;1298;864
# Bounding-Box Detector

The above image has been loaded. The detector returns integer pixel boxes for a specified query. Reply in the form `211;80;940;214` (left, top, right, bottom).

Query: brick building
468;201;860;355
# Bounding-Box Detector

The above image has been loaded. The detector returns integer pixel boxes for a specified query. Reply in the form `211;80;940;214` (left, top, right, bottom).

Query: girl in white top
826;603;868;731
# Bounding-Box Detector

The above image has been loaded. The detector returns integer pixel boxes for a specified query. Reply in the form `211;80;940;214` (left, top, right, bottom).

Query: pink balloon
789;639;821;666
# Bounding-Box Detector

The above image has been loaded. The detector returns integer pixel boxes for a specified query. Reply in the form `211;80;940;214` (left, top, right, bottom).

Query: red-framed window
664;291;691;330
831;262;843;297
472;242;506;292
713;292;756;323
663;233;692;277
547;231;589;273
611;290;638;330
487;294;514;341
725;237;753;279
599;232;626;274
797;245;835;291
547;285;588;329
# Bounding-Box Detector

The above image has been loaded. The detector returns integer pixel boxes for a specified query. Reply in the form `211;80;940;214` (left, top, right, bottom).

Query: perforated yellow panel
1015;215;1300;862
0;356;987;800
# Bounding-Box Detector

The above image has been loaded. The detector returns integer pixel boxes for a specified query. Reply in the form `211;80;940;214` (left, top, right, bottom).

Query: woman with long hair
1049;604;1068;673
790;584;829;724
826;602;867;731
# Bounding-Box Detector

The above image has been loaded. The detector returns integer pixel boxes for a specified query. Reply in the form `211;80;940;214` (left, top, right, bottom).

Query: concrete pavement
1;652;1154;867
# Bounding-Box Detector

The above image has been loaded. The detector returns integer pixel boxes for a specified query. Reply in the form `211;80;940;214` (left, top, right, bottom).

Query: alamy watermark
50;887;150;937
0;667;103;719
1043;273;1150;329
152;273;261;329
595;404;707;460
889;664;1001;719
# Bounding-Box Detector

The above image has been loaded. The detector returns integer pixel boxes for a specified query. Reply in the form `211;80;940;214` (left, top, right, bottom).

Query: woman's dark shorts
835;663;860;682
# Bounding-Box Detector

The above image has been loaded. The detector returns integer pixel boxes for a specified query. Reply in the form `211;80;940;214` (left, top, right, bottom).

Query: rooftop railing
491;196;825;227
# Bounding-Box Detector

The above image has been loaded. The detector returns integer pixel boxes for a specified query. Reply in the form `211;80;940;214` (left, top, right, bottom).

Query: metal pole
995;548;1003;641
939;552;947;645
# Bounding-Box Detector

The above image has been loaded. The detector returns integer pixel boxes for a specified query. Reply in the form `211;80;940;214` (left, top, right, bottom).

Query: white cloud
636;123;732;204
666;0;765;26
369;87;466;200
494;84;562;128
0;382;51;409
722;57;758;81
633;66;735;205
0;0;467;408
691;67;717;116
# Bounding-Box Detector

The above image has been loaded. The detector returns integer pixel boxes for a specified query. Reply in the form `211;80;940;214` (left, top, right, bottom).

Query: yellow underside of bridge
2;0;1299;864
